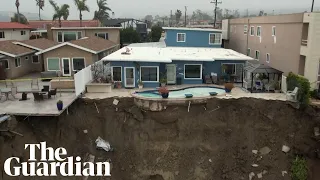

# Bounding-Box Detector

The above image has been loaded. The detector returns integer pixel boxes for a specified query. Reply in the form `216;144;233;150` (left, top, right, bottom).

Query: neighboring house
222;12;320;89
0;22;32;41
102;42;253;88
36;36;119;76
47;26;122;45
163;27;223;48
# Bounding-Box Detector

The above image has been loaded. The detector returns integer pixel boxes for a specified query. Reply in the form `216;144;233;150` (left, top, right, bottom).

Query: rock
249;172;255;180
282;171;287;176
257;156;263;161
257;172;263;178
252;164;259;167
113;99;119;105
262;170;268;175
315;127;320;136
175;171;179;176
129;165;133;169
252;150;258;154
259;146;271;155
209;159;212;163
83;130;88;134
172;152;178;157
121;167;125;171
282;145;290;153
128;106;144;121
221;174;228;179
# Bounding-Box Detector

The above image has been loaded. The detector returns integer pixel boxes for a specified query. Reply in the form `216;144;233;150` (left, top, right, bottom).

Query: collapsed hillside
1;98;320;180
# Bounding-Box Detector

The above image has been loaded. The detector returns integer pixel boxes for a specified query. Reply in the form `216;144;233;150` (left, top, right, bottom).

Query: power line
210;0;222;28
185;6;187;27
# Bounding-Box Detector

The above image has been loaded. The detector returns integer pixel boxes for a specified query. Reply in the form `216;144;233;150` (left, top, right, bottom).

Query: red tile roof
28;20;100;29
0;22;32;29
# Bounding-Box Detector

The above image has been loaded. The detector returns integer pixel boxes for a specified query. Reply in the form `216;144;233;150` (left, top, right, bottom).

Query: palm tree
11;13;28;24
93;0;112;22
15;0;20;23
74;0;90;27
36;0;45;20
49;0;70;27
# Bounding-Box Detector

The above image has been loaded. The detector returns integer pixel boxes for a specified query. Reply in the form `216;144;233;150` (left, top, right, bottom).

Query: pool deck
84;84;287;101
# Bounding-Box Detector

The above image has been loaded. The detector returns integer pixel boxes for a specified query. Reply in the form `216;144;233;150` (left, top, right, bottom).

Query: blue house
163;27;222;48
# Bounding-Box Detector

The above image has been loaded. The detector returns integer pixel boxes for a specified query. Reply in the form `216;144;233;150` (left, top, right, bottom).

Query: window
72;58;85;71
222;64;236;75
112;67;122;81
140;66;159;82
0;60;9;69
47;58;60;71
244;25;248;34
25;56;29;60
257;26;261;37
177;33;186;42
209;33;222;44
57;31;82;42
95;33;109;40
15;58;21;67
184;64;202;79
247;48;251;56
250;26;255;36
255;50;260;60
266;53;270;63
21;31;26;35
0;31;4;39
32;55;39;63
272;26;276;36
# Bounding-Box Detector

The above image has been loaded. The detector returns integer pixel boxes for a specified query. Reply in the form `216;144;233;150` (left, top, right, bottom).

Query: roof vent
121;47;131;55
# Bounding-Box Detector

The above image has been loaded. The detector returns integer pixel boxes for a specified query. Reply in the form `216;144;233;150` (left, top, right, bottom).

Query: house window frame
71;57;86;71
257;26;261;37
32;55;40;64
176;33;186;42
272;26;276;36
0;31;5;39
209;33;222;45
21;30;26;36
244;25;248;34
15;57;21;68
47;57;61;71
222;63;238;75
250;26;255;36
57;31;82;42
266;53;270;63
95;32;109;40
255;50;260;60
184;64;202;80
140;66;159;82
247;48;251;56
111;66;122;82
0;59;9;69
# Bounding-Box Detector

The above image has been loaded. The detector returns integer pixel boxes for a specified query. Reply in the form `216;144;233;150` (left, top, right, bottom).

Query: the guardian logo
4;142;111;177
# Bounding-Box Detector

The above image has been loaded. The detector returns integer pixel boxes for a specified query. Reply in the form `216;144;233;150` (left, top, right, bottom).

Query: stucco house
102;28;253;88
0;22;32;41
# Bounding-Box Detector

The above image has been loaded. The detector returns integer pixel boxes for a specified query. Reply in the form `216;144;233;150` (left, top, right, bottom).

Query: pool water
136;87;225;98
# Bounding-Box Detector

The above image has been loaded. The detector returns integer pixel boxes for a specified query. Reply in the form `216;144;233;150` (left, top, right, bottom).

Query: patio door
166;64;176;84
124;67;135;88
62;58;71;76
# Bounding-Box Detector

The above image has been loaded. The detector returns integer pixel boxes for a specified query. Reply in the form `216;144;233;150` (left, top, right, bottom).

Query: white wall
0;29;30;41
222;19;229;40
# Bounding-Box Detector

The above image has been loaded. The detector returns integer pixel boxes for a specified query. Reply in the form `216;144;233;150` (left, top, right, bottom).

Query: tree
15;0;20;23
148;25;162;42
120;27;140;45
93;0;112;22
36;0;45;20
258;10;267;16
49;0;70;27
175;9;182;25
144;15;153;22
74;0;90;27
11;13;28;24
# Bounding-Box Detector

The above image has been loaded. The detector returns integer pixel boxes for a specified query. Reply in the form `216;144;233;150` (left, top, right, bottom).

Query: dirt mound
1;97;320;180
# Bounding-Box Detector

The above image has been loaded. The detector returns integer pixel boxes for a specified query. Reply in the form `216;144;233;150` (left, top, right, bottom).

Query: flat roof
51;27;122;30
102;46;254;62
162;27;223;32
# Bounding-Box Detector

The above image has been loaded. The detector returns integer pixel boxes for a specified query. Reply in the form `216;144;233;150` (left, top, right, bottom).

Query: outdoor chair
49;88;57;98
265;81;275;92
31;79;39;90
205;75;212;84
286;87;299;101
8;87;17;99
5;80;13;88
255;81;263;91
0;89;5;101
33;93;44;102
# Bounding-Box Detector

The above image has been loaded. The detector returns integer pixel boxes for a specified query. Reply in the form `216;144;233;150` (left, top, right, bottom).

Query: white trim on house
111;66;122;82
13;42;43;51
272;26;276;36
61;58;71;76
0;50;35;58
209;33;222;45
47;57;61;71
95;32;109;40
57;31;82;43
250;26;255;36
184;64;202;80
71;57;86;71
14;57;21;68
36;42;97;55
176;33;186;42
266;53;270;63
163;27;222;32
140;66;159;82
0;59;10;69
244;25;248;34
124;67;135;88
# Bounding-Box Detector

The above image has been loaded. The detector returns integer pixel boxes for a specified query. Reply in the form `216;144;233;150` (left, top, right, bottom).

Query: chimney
46;24;53;40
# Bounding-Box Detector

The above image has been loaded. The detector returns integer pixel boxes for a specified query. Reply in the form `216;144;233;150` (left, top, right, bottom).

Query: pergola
242;61;283;93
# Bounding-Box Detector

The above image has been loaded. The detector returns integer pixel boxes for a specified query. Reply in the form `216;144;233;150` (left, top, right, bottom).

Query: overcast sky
0;0;316;19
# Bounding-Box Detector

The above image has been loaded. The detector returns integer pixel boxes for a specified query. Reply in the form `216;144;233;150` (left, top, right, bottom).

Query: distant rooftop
28;20;99;29
0;22;32;29
101;18;146;27
163;27;223;32
51;27;122;30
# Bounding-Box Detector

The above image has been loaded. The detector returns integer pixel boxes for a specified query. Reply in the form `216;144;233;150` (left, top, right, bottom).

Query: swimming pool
135;86;225;98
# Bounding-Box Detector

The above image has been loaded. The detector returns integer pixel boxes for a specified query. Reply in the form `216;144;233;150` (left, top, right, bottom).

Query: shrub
291;156;308;180
287;72;311;106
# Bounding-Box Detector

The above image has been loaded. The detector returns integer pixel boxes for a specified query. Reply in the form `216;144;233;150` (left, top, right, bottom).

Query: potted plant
160;78;167;87
138;80;143;89
224;83;234;93
274;81;281;93
158;86;169;98
57;100;63;111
